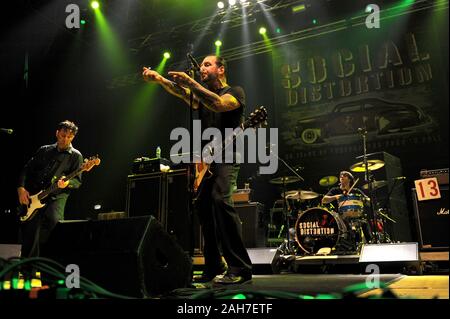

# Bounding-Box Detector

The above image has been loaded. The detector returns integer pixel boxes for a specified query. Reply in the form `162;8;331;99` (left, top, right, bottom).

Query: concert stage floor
168;273;448;300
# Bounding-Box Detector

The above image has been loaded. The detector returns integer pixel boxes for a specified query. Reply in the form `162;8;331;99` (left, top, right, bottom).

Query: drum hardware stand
357;127;380;244
270;150;304;255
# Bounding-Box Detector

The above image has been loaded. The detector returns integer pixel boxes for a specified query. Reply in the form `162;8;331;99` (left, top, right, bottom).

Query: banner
273;10;447;161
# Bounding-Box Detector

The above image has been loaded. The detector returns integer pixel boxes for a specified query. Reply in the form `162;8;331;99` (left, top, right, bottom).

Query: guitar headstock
82;155;101;172
243;106;268;129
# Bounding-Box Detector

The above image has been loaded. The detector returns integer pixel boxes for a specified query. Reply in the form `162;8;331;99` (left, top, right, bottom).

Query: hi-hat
362;180;388;190
350;159;385;172
270;176;302;184
319;176;338;187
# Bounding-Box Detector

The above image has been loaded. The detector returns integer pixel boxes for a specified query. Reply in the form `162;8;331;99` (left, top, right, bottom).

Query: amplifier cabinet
412;186;449;250
235;202;266;248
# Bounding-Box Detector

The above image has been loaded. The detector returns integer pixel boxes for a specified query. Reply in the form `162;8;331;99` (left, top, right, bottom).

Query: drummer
321;171;369;212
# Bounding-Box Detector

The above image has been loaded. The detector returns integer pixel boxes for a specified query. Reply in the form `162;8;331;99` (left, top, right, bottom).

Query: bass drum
295;207;347;255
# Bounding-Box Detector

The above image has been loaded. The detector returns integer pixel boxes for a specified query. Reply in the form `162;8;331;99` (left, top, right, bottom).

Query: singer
142;55;252;285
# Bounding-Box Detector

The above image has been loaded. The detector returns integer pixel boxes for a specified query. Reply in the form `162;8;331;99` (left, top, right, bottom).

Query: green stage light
312;19;318;25
259;27;267;35
276;27;281;34
91;1;100;10
80;19;86;25
215;40;222;47
163;52;171;59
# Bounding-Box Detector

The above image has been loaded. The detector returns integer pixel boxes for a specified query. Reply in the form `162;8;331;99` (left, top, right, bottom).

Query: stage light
292;4;306;13
91;1;100;10
215;40;223;47
276;27;281;34
259;27;267;35
163;52;171;59
312;19;318;25
80;19;86;25
217;1;225;9
229;0;237;6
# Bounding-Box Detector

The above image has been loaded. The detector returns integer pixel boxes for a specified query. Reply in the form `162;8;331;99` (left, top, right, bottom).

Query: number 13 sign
415;177;441;201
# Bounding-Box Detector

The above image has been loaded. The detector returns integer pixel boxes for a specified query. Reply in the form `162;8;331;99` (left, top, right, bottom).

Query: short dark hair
340;170;354;184
57;120;78;135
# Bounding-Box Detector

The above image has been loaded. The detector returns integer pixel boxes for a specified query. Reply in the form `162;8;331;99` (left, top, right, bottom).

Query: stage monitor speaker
126;172;163;219
359;242;419;263
41;216;192;297
246;248;281;274
412;186;449;250
235;202;266;248
0;244;21;260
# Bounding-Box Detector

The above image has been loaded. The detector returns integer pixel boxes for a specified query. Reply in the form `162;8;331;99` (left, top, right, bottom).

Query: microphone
187;53;200;72
0;128;13;134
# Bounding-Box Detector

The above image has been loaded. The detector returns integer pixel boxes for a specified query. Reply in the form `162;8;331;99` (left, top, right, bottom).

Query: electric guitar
193;106;268;199
18;155;101;222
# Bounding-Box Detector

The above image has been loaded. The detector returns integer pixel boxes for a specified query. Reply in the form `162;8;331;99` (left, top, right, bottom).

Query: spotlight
215;40;223;47
90;1;100;10
163;52;171;59
259;27;267;35
229;0;237;6
217;1;225;9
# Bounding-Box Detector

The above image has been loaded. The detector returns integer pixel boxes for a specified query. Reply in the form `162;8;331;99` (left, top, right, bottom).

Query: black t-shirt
198;86;245;162
198;85;245;138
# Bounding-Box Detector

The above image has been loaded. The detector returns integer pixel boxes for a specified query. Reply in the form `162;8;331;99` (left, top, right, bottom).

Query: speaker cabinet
41;216;192;297
126;172;163;219
235;202;266;248
412;186;449;250
126;169;196;255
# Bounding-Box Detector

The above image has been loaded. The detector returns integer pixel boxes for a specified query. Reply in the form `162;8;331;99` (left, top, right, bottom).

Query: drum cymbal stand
357;127;379;244
269;146;304;255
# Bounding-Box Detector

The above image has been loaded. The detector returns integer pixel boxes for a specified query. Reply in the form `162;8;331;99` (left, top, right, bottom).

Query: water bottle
156;146;161;159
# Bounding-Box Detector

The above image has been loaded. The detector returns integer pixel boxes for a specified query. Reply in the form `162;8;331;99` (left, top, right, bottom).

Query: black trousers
195;163;252;276
19;198;66;258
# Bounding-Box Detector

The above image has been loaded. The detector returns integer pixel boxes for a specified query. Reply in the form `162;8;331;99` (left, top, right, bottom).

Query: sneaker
213;272;252;285
193;263;228;283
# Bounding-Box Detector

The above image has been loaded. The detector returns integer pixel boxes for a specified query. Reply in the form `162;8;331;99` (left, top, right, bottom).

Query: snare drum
295;207;347;254
338;193;364;219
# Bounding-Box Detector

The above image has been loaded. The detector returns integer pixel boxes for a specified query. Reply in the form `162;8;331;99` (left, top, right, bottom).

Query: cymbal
270;176;302;184
319;176;338;187
362;180;388;190
299;190;319;200
350;160;385;172
282;190;300;199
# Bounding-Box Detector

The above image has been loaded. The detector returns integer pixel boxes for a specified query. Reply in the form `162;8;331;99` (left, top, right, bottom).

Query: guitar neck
38;167;83;201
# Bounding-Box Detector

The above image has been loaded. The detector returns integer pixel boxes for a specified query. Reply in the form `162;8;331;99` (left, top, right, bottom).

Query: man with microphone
142;55;252;285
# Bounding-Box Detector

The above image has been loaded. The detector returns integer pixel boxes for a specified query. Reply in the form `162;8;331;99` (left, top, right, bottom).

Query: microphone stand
186;60;198;256
269;145;304;255
359;128;379;244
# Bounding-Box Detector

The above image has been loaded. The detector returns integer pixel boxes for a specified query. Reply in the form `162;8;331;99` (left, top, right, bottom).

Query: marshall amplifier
412;186;449;250
420;168;449;185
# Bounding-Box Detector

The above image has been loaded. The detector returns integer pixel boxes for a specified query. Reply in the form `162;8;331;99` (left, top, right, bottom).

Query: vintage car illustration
293;98;435;145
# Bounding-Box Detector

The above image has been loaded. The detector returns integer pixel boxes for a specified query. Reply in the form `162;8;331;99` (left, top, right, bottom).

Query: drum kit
269;155;396;256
